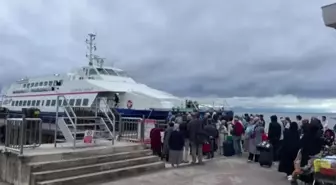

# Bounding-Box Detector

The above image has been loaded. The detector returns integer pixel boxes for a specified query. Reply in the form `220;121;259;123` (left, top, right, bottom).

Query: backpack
232;121;244;136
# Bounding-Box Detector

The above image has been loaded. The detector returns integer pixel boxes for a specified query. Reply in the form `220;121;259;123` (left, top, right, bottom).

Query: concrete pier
0;141;164;185
106;157;289;185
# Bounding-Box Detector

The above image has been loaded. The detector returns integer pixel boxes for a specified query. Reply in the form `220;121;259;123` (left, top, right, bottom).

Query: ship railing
117;117;167;143
98;98;115;144
4;116;42;155
55;95;78;148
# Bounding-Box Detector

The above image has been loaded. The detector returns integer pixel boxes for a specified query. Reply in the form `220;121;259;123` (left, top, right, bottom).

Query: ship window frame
51;100;56;106
48;81;53;86
23;84;26;88
32;100;36;106
23;100;27;106
41;100;44;106
62;99;68;106
69;99;75;106
15;101;19;106
39;82;43;86
27;100;31;106
30;83;34;87
34;82;38;87
27;84;30;88
36;100;40;106
57;99;62;106
11;101;15;106
59;80;63;85
82;99;89;106
44;81;48;86
19;101;23;106
75;99;82;106
46;100;51;106
89;68;98;75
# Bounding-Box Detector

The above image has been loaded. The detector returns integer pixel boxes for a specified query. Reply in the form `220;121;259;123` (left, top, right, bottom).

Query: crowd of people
149;111;335;184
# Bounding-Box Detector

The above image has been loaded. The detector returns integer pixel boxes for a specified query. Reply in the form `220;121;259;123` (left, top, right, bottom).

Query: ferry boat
0;33;186;120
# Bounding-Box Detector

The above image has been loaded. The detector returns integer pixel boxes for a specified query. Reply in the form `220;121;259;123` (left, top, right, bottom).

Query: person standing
188;112;205;164
231;116;244;156
168;124;185;167
179;114;191;163
278;122;300;180
204;122;218;159
268;115;282;162
163;122;175;162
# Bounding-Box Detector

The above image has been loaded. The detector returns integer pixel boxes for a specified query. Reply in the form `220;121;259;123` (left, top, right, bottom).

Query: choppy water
235;112;336;132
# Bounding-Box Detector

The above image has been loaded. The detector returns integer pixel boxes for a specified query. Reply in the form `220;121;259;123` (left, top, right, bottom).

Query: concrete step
32;156;160;182
24;144;143;163
36;162;165;185
29;150;152;172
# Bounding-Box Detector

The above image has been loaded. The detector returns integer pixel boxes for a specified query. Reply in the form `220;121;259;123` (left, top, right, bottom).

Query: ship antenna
85;33;96;66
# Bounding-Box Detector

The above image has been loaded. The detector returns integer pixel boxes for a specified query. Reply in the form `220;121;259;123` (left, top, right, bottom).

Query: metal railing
55;95;77;148
118;117;143;142
5;116;42;155
98;98;115;144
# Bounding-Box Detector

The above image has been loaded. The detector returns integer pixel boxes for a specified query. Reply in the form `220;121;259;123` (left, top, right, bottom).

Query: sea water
235;112;336;132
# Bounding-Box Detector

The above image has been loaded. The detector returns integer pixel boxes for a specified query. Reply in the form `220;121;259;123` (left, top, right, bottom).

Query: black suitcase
223;140;235;156
257;141;273;167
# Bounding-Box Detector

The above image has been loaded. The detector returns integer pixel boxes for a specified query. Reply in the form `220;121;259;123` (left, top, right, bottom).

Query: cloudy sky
1;0;336;111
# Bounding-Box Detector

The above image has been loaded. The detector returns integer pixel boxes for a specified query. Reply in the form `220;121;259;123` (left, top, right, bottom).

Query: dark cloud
1;0;336;99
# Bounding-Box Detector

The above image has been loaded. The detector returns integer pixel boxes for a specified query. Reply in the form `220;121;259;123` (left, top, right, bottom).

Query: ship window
75;99;81;106
89;68;98;75
32;100;36;106
59;80;63;85
96;68;109;75
23;100;27;106
116;70;128;77
15;101;19;106
69;99;75;106
23;84;26;88
48;81;53;86
44;81;48;86
27;100;31;106
51;100;56;106
62;99;67;106
46;100;51;106
41;100;44;106
39;82;43;86
34;82;38;87
11;101;15;106
27;83;30;88
58;99;62;106
82;99;89;106
36;100;40;106
19;101;23;106
30;83;34;87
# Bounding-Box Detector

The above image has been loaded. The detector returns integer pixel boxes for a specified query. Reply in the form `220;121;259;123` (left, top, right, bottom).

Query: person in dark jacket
204;123;219;158
278;122;300;179
179;114;191;162
150;126;164;157
268;115;282;161
168;124;185;167
188;112;205;164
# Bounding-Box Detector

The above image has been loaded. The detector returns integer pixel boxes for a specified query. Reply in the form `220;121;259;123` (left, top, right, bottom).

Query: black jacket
268;121;281;141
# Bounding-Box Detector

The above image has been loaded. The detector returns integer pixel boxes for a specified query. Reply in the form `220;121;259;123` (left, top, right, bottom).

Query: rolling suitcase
257;141;273;167
223;140;235;157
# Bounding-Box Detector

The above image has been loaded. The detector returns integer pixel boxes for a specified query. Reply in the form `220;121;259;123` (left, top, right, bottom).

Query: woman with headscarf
292;121;324;183
278;122;300;180
218;120;228;155
246;117;264;162
168;124;185;167
163;122;175;162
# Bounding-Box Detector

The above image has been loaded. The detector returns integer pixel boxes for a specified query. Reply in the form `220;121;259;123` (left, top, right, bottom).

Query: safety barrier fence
5;116;42;155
